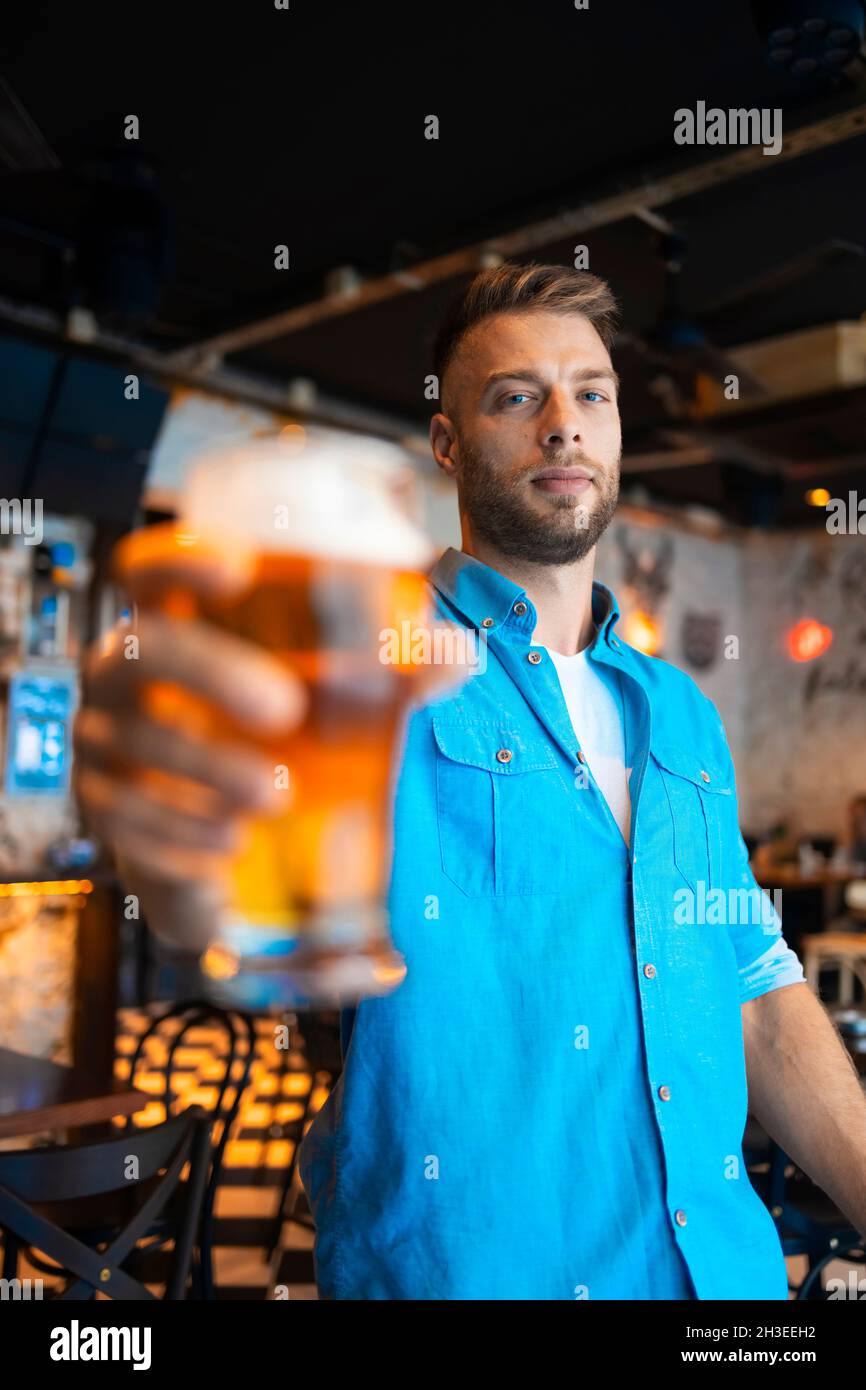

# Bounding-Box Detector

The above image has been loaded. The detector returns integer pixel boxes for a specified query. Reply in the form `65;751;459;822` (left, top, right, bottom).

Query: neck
460;527;597;656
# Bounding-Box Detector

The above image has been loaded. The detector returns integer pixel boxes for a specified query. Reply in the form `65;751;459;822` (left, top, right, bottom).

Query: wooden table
0;1047;149;1140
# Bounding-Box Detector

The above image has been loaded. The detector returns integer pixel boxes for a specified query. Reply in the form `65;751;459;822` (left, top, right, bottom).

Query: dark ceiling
2;0;866;527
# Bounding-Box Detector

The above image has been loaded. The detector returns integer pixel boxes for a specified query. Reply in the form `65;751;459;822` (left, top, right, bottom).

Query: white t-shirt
546;646;632;846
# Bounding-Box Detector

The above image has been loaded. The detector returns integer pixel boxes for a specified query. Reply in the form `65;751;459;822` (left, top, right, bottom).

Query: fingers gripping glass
127;433;434;1008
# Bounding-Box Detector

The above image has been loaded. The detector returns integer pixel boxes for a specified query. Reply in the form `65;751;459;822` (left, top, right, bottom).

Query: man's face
434;310;622;564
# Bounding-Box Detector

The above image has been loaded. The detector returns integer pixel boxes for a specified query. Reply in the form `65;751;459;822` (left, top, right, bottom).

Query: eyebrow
481;366;621;396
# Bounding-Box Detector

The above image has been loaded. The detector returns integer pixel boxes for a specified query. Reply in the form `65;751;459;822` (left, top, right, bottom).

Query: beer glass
136;430;434;1008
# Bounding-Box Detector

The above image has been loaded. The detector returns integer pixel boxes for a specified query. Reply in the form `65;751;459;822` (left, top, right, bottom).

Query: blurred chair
808;836;837;862
803;886;866;1003
265;1010;342;1260
827;878;866;932
123;1000;256;1297
0;1107;211;1299
803;932;866;1003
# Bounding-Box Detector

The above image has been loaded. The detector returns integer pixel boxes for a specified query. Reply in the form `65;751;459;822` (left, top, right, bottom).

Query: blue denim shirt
298;547;805;1300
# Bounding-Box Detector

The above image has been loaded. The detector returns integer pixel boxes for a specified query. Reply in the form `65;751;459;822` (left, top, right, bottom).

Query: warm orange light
786;618;833;662
805;488;831;507
200;943;240;980
0;879;93;898
279;422;306;446
623;609;661;656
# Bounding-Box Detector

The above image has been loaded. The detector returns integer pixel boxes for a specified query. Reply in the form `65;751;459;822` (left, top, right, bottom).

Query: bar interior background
0;0;865;1299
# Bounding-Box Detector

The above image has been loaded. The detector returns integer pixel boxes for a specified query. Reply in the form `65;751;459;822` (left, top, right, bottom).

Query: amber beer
148;432;434;1007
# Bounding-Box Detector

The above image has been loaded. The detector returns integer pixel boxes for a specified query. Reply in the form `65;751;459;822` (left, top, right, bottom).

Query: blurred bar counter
0;873;123;1089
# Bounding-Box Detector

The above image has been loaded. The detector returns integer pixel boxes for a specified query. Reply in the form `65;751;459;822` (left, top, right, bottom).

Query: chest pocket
433;716;574;897
651;743;732;893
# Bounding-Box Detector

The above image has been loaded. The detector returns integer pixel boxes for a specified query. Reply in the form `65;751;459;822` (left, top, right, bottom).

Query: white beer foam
179;430;434;568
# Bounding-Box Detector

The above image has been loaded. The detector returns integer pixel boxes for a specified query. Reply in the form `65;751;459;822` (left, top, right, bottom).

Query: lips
531;468;594;495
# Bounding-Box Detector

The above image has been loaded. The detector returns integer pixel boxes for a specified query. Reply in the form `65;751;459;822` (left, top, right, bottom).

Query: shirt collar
428;546;622;650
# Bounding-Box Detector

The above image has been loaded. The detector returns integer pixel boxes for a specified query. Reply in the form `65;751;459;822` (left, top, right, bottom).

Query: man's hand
74;525;307;946
74;523;468;949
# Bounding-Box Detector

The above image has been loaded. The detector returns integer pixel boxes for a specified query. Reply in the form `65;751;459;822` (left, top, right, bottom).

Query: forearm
742;982;866;1238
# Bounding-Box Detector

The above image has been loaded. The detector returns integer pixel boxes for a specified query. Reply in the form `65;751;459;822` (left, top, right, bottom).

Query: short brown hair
432;261;621;406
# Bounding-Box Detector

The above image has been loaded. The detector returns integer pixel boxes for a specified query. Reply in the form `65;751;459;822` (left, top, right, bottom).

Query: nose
539;388;582;449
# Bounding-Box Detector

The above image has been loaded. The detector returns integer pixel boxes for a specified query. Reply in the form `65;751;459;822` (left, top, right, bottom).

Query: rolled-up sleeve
703;695;807;1003
729;822;806;1002
738;930;806;1003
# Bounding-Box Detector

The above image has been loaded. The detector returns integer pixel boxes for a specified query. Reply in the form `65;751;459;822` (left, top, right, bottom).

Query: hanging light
805;487;831;507
623;609;662;656
786;618;833;662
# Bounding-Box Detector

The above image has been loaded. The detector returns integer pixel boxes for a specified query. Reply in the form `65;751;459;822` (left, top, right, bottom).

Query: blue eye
581;390;605;403
504;393;530;405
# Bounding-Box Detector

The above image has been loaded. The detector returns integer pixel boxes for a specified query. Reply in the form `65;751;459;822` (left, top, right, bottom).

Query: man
76;263;866;1300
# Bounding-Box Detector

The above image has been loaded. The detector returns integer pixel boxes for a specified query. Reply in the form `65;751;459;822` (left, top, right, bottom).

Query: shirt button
576;750;587;764
643;963;656;979
527;651;543;664
496;748;513;764
513;601;527;616
674;1209;688;1227
658;1084;671;1101
700;770;711;783
481;617;495;629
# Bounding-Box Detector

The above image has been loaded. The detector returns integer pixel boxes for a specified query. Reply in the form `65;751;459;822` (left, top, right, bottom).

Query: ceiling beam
164;103;866;369
0;294;430;450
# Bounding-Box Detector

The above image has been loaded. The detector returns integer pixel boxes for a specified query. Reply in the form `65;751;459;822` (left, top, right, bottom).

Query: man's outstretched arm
742;982;866;1239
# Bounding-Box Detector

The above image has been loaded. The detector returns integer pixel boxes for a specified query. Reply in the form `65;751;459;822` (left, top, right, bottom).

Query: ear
430;413;459;477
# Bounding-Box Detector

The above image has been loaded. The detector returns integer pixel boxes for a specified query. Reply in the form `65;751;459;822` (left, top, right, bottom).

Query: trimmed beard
456;439;620;565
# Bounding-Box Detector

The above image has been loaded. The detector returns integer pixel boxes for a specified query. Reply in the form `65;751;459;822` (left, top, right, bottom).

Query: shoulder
618;641;711;706
615;640;732;765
